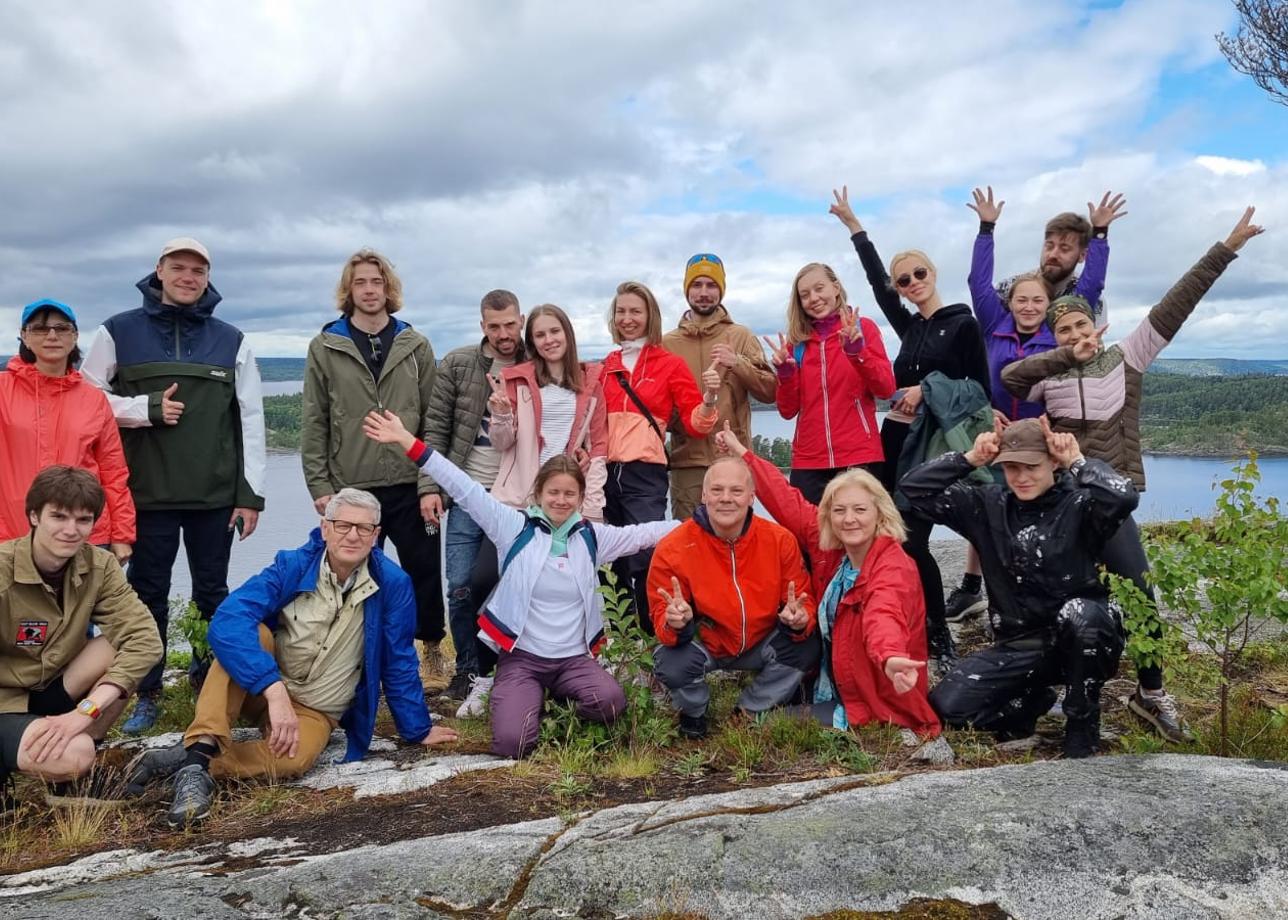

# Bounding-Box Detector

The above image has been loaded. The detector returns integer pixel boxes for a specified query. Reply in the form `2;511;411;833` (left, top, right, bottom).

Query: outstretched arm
831;185;912;338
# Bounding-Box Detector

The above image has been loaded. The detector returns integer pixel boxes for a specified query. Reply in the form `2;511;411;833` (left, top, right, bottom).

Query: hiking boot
1127;686;1193;744
121;695;160;735
444;670;477;701
944;586;987;623
1061;719;1099;759
0;768;16;814
167;764;215;828
124;742;188;797
418;641;451;694
455;675;494;719
678;713;708;740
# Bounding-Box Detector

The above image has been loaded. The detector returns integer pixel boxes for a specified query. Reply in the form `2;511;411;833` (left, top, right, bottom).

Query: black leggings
604;460;669;635
880;419;952;659
789;464;884;507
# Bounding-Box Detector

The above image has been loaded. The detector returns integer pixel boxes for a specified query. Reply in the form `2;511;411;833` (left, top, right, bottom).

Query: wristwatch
76;698;102;720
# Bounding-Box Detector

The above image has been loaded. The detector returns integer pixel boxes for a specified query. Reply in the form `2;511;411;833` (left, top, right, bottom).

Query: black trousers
369;483;445;644
789;463;883;507
879;418;952;659
1101;514;1163;691
128;507;235;695
930;597;1125;735
604;460;669;635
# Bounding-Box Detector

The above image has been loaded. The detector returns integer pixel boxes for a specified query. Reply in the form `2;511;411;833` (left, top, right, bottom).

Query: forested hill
1151;357;1288;376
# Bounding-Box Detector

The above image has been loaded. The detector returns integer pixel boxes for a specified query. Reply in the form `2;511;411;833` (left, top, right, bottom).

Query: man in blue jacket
126;488;457;827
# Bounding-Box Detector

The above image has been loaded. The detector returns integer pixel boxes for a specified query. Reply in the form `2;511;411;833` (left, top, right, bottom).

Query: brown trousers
184;625;338;780
668;466;706;522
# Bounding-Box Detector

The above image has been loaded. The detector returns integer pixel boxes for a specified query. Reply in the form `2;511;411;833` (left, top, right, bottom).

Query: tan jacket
661;306;777;469
0;536;162;713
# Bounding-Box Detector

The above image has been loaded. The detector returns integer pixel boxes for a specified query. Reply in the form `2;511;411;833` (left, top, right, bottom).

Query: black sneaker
1062;718;1099;759
678;713;708;740
944;587;987;623
444;670;477;701
0;768;16;814
167;764;215;828
124;741;188;797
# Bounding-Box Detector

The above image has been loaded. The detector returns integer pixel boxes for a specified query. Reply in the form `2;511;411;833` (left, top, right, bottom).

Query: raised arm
1001;344;1079;400
965;187;1010;335
831;186;912;337
766;332;801;420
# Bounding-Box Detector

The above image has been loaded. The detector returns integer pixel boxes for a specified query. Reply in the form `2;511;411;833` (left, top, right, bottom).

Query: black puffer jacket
850;231;991;396
899;452;1138;638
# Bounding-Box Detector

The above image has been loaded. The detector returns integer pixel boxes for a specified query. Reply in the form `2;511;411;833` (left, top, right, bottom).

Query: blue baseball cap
20;299;77;328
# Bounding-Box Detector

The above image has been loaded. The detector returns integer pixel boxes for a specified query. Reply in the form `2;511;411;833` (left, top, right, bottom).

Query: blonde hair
816;469;906;549
609;280;663;345
336;249;404;314
785;263;848;346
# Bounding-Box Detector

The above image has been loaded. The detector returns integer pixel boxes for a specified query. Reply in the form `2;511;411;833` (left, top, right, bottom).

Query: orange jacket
602;344;715;465
0;357;135;545
648;509;815;658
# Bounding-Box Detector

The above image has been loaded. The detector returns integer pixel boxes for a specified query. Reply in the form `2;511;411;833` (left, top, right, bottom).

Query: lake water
172;387;1288;598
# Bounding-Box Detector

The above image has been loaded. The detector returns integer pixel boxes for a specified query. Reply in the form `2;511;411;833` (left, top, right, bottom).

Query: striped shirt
539;384;577;465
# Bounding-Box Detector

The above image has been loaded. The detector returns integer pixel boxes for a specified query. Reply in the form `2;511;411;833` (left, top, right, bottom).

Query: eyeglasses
367;335;383;364
326;519;377;537
894;267;930;289
687;253;723;268
25;323;76;338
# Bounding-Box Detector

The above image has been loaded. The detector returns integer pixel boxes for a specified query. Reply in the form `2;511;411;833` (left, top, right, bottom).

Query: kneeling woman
364;410;677;759
715;424;940;739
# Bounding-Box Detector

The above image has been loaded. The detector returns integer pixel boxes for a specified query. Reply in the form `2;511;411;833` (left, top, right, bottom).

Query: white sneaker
455;675;494;719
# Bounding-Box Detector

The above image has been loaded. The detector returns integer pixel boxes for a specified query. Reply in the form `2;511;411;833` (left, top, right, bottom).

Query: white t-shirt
515;554;586;659
539;384;577;466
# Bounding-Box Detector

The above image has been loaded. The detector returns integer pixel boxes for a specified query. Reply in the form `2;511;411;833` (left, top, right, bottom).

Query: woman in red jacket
0;300;135;560
601;281;718;631
715;423;945;753
765;262;895;505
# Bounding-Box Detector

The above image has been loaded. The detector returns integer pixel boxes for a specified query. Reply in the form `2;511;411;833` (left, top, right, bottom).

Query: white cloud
1195;155;1267;177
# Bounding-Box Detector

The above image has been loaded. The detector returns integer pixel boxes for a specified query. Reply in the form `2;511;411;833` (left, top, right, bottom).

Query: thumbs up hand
161;382;184;425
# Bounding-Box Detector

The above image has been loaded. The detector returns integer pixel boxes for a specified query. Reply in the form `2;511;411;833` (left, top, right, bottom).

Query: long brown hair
525;304;584;391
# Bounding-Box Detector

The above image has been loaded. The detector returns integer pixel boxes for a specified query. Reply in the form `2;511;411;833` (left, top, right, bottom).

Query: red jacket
0;357;136;545
602;344;715;466
648;509;815;658
743;448;937;735
776;313;895;469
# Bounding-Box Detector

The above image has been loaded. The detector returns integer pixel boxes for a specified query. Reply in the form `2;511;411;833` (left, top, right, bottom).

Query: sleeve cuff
406;438;431;465
979;221;996;235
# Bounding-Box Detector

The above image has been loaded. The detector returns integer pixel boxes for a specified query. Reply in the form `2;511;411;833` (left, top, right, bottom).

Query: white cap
159;236;211;267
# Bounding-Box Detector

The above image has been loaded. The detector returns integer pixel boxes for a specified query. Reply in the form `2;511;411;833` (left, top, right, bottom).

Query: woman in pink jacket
1;299;135;559
488;304;608;520
765;263;895;505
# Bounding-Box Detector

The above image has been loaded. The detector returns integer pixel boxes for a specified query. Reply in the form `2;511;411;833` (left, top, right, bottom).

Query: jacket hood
5;355;82;390
321;314;410;338
929;302;973;321
676;304;733;336
137;273;222;320
693;503;754;541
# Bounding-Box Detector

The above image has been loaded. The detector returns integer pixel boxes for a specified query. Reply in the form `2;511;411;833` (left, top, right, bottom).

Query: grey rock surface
8;755;1288;919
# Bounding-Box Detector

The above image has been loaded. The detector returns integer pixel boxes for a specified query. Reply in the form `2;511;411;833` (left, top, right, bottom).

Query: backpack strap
793;342;806;367
610;370;665;446
501;516;542;575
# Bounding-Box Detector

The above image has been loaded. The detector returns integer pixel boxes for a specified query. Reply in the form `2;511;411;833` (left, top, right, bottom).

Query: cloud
0;0;1282;364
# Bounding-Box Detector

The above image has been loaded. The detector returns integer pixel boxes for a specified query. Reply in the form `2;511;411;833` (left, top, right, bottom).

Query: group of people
0;189;1263;828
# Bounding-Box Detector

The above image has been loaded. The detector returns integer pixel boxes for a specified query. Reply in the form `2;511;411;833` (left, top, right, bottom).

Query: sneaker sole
166;807;210;829
1125;696;1189;744
944;599;988;623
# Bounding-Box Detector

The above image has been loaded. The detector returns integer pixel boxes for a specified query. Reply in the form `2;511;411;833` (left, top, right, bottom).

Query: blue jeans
445;506;487;674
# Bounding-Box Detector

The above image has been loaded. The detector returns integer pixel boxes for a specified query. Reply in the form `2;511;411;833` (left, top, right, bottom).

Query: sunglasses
894;267;930;289
687;253;723;268
367;334;383;364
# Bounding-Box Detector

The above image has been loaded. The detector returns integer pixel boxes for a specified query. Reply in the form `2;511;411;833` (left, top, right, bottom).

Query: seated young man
127;488;458;827
898;418;1137;758
0;466;162;805
647;457;820;739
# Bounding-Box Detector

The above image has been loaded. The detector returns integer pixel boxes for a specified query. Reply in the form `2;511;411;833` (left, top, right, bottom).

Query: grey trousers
653;627;821;717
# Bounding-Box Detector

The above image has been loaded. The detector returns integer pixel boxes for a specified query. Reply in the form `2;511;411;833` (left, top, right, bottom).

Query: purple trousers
490;648;626;758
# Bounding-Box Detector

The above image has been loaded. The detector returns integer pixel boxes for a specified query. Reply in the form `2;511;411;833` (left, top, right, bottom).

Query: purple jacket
967;226;1108;420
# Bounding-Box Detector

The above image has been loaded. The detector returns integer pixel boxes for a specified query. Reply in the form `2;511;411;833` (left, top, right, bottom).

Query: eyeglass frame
23;322;77;338
324;518;378;538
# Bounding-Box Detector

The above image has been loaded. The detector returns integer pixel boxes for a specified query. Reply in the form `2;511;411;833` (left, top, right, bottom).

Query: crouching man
899;418;1136;758
1;467;162;805
647;457;820;739
128;488;457;826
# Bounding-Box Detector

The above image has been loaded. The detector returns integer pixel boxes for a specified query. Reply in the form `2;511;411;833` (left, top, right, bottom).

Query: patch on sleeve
16;621;49;646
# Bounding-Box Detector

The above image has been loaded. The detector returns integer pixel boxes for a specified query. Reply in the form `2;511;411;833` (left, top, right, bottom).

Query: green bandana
1046;293;1094;330
526;506;584;556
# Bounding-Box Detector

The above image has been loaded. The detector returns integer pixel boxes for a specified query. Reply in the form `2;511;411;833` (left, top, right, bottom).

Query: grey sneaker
1127;687;1193;743
125;742;188;797
167;764;215;828
944;586;987;623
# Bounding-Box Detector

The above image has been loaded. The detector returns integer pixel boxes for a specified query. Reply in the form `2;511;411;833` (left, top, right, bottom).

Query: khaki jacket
662;306;776;469
0;536;162;713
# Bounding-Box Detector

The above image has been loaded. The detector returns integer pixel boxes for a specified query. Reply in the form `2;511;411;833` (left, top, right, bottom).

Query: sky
2;0;1286;361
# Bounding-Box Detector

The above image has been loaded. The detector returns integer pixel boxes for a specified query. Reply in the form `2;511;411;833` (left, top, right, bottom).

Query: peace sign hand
657;576;693;630
487;373;512;417
1071;323;1109;363
762;332;796;370
838;304;863;346
829;185;863;235
1224;205;1265;253
778;580;809;630
967;186;1005;223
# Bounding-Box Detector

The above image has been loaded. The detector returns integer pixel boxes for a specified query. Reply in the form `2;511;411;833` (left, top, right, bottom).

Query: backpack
501;515;599;575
